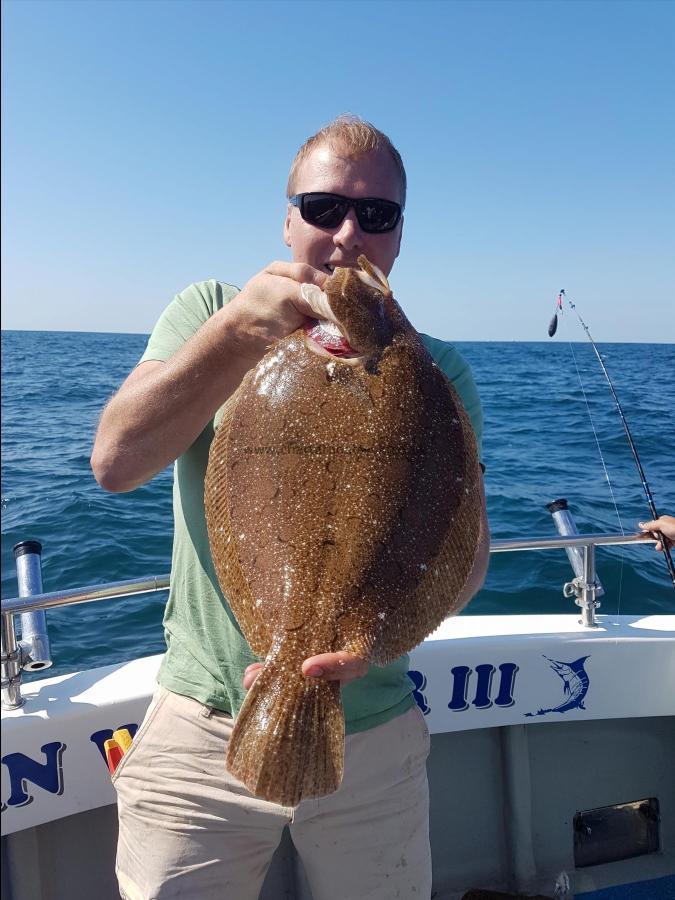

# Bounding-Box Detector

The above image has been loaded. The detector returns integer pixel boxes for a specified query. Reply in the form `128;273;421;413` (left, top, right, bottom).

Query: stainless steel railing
3;574;172;616
1;530;657;711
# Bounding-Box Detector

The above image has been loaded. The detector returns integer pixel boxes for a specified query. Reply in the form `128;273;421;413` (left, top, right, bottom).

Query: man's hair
287;114;407;208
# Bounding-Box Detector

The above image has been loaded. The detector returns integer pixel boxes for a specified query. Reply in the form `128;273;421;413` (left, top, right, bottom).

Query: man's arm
91;263;326;493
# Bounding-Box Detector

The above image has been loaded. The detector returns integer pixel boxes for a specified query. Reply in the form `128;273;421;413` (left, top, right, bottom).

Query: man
92;115;489;900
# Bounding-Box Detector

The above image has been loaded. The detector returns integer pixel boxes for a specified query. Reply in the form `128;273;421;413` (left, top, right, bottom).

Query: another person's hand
243;652;369;691
229;261;327;363
639;515;675;552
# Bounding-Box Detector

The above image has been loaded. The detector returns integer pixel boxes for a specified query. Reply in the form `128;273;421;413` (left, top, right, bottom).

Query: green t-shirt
140;279;483;734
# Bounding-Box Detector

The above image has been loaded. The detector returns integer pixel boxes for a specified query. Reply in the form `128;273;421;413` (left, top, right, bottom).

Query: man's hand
639;515;675;552
243;652;369;691
229;262;327;363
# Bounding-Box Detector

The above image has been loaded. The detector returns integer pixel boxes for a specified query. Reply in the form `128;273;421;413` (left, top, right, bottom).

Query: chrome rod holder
563;543;601;627
14;540;53;672
2;540;54;710
1;566;171;711
547;499;604;599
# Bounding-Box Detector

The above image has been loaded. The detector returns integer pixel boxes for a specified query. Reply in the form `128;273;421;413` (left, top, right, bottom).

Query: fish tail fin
226;659;344;806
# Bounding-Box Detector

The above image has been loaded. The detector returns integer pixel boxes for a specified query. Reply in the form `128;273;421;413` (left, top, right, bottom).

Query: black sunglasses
288;192;403;234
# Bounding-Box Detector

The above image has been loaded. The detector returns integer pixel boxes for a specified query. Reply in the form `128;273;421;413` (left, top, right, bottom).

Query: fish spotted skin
205;256;483;806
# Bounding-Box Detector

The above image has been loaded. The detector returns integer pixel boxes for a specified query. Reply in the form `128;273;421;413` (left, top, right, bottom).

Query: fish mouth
303;318;362;360
300;282;364;363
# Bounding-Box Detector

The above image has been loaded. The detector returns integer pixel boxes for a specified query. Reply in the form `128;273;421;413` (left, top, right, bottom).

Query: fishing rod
549;290;675;589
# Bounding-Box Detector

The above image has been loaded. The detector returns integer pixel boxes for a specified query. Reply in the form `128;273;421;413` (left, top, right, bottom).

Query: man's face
284;143;403;278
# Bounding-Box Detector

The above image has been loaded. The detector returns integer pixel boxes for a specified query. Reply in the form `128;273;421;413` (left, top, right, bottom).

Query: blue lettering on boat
448;665;472;711
407;669;431;714
1;742;66;810
408;662;519;715
449;662;519;711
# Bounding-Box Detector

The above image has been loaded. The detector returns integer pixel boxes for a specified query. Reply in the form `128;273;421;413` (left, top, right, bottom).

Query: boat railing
1;526;657;711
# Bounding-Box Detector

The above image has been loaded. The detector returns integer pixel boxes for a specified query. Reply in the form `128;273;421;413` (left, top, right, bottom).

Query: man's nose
333;210;363;251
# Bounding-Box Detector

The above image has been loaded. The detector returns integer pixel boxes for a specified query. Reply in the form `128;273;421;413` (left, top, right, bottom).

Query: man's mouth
324;261;358;275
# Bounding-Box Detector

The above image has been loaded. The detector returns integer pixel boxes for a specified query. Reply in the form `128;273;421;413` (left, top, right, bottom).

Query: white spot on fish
282;563;293;602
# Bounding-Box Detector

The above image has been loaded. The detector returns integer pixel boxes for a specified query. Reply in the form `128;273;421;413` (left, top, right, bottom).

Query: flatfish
204;255;484;806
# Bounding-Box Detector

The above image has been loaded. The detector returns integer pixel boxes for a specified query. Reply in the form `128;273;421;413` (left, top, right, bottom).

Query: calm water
2;331;674;680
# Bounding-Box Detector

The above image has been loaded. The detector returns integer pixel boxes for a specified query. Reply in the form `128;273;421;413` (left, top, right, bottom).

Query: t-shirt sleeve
420;334;484;462
139;280;239;364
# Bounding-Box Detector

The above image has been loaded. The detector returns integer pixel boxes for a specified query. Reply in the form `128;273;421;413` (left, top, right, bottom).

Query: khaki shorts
114;686;431;900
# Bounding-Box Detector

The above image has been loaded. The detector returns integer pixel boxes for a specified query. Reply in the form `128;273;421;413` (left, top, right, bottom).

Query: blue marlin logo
525;655;590;717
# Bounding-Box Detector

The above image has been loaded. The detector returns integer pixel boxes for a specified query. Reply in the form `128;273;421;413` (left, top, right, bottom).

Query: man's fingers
264;261;327;287
259;262;327;319
302;652;369;684
243;654;369;691
638;519;675;551
243;662;263;691
638;520;661;545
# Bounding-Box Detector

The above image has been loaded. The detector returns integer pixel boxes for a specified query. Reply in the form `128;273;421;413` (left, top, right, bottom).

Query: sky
1;0;674;342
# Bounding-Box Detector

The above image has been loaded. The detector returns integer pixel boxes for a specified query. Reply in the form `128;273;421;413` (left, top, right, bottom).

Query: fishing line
549;292;675;590
567;340;626;614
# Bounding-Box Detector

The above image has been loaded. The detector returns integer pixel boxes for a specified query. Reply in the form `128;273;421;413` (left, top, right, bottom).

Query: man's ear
283;205;292;248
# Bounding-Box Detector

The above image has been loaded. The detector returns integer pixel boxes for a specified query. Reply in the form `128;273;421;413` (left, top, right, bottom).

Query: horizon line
2;328;673;346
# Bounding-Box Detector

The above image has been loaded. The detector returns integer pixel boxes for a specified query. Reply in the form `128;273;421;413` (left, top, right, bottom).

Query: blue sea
2;331;674;681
